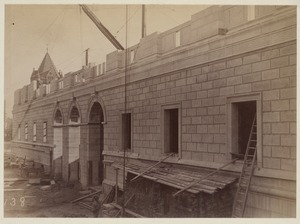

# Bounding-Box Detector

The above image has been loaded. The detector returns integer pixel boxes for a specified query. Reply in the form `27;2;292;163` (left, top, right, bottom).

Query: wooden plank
130;153;174;182
173;159;238;197
111;203;144;218
77;202;93;210
71;189;102;203
115;194;135;217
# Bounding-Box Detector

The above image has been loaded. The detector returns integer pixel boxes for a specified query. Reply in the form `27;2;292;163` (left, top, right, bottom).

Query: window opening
43;122;47;143
25;123;28;141
164;108;179;153
33;122;36;142
122;113;131;151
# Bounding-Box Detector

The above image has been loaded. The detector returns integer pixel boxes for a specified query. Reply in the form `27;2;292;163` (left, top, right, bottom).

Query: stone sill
12;140;55;149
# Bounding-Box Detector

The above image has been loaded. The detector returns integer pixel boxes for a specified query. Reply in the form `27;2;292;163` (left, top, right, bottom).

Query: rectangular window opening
164;108;179;154
130;50;135;63
43;122;47;143
25;123;28;141
122;113;131;151
231;101;257;159
33;122;36;142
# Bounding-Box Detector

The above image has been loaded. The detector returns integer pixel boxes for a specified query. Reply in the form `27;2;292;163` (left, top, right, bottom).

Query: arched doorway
68;106;81;182
88;102;104;185
53;109;63;178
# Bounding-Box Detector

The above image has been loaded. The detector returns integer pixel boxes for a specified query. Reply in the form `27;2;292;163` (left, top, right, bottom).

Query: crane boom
80;4;124;50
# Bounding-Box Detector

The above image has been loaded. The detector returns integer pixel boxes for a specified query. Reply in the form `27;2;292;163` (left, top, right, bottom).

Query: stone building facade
12;5;296;217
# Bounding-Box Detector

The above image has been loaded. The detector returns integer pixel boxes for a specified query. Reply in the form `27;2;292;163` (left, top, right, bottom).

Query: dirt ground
4;154;118;218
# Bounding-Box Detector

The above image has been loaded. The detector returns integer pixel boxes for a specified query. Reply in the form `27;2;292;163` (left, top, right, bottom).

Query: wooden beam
173;159;238;197
130;153;174;182
111;202;144;218
71;189;102;203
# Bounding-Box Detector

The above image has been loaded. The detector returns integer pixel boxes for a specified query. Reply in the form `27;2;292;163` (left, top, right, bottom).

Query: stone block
271;100;289;111
197;74;207;82
208;89;220;97
262;69;280;80
197;107;207;116
226;58;242;68
290;123;296;134
263;134;281;146
235;84;252;94
208;124;220;133
271;78;290;89
213;78;227;88
191;134;202;143
187;76;196;85
280;159;296;171
252;60;270;72
208;144;219;153
279;44;296;56
182;134;192;142
243;72;261;83
243;53;261;64
263;157;281;169
263;146;272;157
202;152;214;162
263;90;279;100
187;92;197;100
219;68;235;78
281;135;296;147
262;49;279;60
191;83;202;91
289;54;296;65
272;123;290;134
280;65;296;77
271;146;290;158
208;71;219;81
212;62;226;72
202;81;213;90
214;134;225;143
202;134;213;143
271;56;289;69
197;125;208;133
202;98;214;107
187;142;197;151
252;80;271;91
191;67;202;76
227;76;242;86
220;86;234;95
191;151;202;161
176;78;187;87
192;116;202;124
197;143;208;152
263;124;271;134
207;106;219;115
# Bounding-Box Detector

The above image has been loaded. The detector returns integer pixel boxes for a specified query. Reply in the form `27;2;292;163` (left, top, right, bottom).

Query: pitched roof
30;52;61;84
38;52;58;77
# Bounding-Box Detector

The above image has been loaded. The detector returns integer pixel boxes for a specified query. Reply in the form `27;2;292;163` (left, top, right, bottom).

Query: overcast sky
4;4;210;117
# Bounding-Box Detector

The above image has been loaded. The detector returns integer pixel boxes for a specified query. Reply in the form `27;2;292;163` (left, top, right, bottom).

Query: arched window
70;106;80;123
54;109;63;124
89;102;103;123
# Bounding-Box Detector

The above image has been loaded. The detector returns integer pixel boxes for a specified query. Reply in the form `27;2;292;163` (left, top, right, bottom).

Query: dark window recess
237;101;256;155
70;107;80;123
54;110;63;124
122;113;131;151
164;109;179;153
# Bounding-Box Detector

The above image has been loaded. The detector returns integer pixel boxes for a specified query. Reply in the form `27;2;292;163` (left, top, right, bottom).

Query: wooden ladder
232;115;257;218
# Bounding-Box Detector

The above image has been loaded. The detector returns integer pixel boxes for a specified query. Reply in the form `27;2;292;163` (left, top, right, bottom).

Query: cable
114;5;140;38
50;7;67;53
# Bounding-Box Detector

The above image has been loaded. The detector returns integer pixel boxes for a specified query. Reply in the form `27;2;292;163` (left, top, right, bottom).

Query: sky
4;3;210;117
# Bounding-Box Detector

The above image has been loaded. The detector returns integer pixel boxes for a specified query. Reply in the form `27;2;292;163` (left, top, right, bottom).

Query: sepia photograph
2;0;298;220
